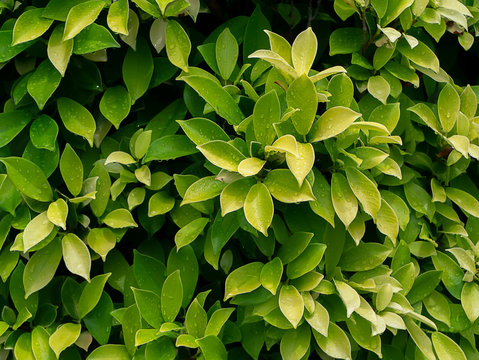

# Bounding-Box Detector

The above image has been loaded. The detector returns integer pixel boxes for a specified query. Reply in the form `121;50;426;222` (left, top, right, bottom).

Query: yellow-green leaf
346;167;381;219
103;209;138;228
165;20;190;72
331;172;358;227
431;332;466;360
445;187;479;218
60;143;83;197
287;74;318;135
197;140;246;172
107;0;129;35
279;285;304;328
224;262;263;300
244;183;273;236
49;323;81;358
238;157;266;177
286;142;314;186
12;8;53;45
62;233;91;281
57;98;96;147
438;83;460;133
309;106;362;142
47;199;68;230
23;211;54;251
264;169;315;203
216;28;238;80
292;27;317;75
63;0;106;40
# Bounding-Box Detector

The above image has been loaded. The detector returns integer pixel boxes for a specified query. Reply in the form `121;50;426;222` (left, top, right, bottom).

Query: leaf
205;308;235;336
461;282;479;323
408;103;441;133
432;252;464;299
367;75;390;104
423;291;451;327
73;24;120;54
377;199;399;242
185;299;207;338
14;333;35;360
397;38;439;73
78;273;111;318
264;169;315;203
407;270;442;304
123;37;154;104
309;168;335;226
175;217;208;251
27;59;61;110
148;191;175;216
313;322;351;360
87;228;116;261
438;83;460;133
339;242;391;271
238;157;266;177
62;233;91;281
165;20;190;72
279;285;304;328
331;172;357;227
107;0;129;35
260;257;283;295
253;90;280;145
292;27;317;75
404;317;435;360
31;327;56;360
329;28;363;55
12;8;53;45
305;301;329;336
244;183;274;236
182;176;227;205
220;178;254;216
23;211;54;251
286;74;318;135
0;157;53;202
144;135;198;162
161;270;183;322
180;75;244;125
404;182;435;219
286;142;314;186
197;140;246;172
132;288;163;328
178;118;230;145
57;97;96;147
196;336;227;360
49;323;81;358
63;0;106;40
224;262;263;300
248;49;298;79
431;332;466;360
104;209;138;228
216;28;238;80
23;239;62;298
265;135;299;157
86;345;130;360
0;30;36;63
309;106;362;142
0;110;32;148
280;324;311;360
445;187;479;218
287;243;326;279
265;30;292;64
59;144;83;197
30;115;58;152
335;280;360;317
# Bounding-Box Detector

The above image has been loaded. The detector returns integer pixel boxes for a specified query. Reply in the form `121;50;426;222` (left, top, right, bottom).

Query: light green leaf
1;157;53;202
49;323;81;358
161;270;183;322
220;178;254;216
404;182;435;219
87;228;116;261
23;211;54;251
57;98;96;147
260;257;283;295
248;49;298;80
286;74;318;135
180;75;244;125
305;301;329;337
14;333;35;360
292;27;317;75
48;24;73;77
408;103;441;133
178;118;229;146
253;90;280;145
238;157;266;177
445;187;479;218
47;199;68;231
24;239;62;298
165;20;190;72
377;199;399;242
244;183;274;236
329;27;362;55
104;209;138;228
60;144;83;197
205;308;235;337
148;191;175;216
280;324;311;360
264;169;315;203
367;75;390;104
196;336;227;360
313;322;351;360
346;167;381;219
62;233;91;281
27;59;61;110
265;135;299;157
396;38;439;73
144;135;198;162
461;282;479;323
132;288;163;328
404;317;436;360
185;299;207;338
335;280;360;317
216;28;238;80
32;327;56;360
123;37;154;104
287;243;326;279
12;8;53;45
438;83;460;133
107;0;129;35
423;291;451;327
224;262;263;300
309;106;362;142
86;345;130;360
175;217;208;251
182;176;227;205
265;30;292;65
78;273;111;318
339;242;391;271
431;332;466;360
100;86;131;129
63;0;106;40
197;140;246;172
73;23;120;54
286;142;314;186
279;285;304;328
331;172;358;227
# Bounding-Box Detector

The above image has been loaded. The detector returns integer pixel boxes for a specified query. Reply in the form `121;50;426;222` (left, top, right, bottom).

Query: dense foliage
1;0;479;359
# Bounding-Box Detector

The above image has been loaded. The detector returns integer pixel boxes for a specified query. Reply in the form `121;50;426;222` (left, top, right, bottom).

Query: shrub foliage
1;0;479;359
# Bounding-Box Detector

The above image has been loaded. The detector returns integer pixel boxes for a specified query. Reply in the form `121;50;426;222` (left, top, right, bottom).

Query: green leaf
197;140;246;172
0;30;36;63
286;74;318;135
144;135;198;162
260;257;283;295
175;217;208;251
23;211;54;251
24;239;62;298
331;172;357;227
216;28;238;80
432;252;464;299
146;338;176;359
1;157;53;202
431;332;466;360
104;209;138;228
313;322;351;359
279;285;304;328
73;23;120;54
27;59;61;110
224;262;263;300
62;233;91;281
196;336;227;360
87;228;116;261
423;291;451;327
180;75;244;125
404;182;435;219
86;345;130;360
377;199;399;242
14;333;35;360
329;28;363;55
49;323;81;358
32;327;56;360
264;169;315;203
367;75;390;104
30;115;58;152
185;299;207;338
220;178;254;216
165;20;190;72
309;106;362;142
161;270;183;322
57;97;96;147
461;282;479;323
287;243;326;279
438;83;460;133
238;157;266;177
123;37;154;104
63;0;106;40
339;242;391;271
404;317;436;360
132;288;163;328
335;280;360;317
265;30;292;64
0;110;32;148
292;27;317;75
148;191;175;216
305;301;329;336
205;308;235;336
59;144;83;197
178;118;230;146
280;324;311;360
346;314;382;357
12;8;53;45
78;273;111;318
107;0;129;35
89;162;111;217
182;176;227;205
309;168;335;226
396;38;439;73
134;250;166;296
407;270;442;304
167;245;199;308
47;24;73;77
253;90;280;145
408;103;441;133
244;183;274;236
286;142;314;186
445;187;479;218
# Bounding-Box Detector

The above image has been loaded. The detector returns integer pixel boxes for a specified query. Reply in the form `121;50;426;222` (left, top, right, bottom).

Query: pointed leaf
286;74;318;135
310;106;362;142
244;183;274;236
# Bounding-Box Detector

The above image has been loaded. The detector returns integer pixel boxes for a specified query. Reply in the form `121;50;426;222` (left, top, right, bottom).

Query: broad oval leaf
346;167;381;219
60;143;83;197
438;83;460;133
286;142;314;186
287;74;318;135
47;199;68;230
100;86;131;129
292;27;317;75
216;28;238;80
165;20;191;72
279;285;304;328
12;8;53;45
220;178;254;216
47;24;73;77
309;106;362;142
260;257;283;295
103;209;138;228
331;172;358;227
461;282;479;323
244;183;274;236
182;176;227;205
197;140;246;172
264;169;315;203
313;322;351;360
78;273;111;318
224;262;263;300
23;211;54;251
161;270;183;322
0;110;32;148
280;324;311;360
178;118;230;146
107;0;129;35
27;60;61;110
63;0;106;40
339;242;391;272
49;323;81;358
57;98;96;147
253;90;280;146
87;228;116;261
175;217;208;251
62;233;91;281
431;332;466;360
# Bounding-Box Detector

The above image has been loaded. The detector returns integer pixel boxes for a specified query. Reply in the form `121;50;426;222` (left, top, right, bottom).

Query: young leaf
461;282;479;323
60;144;83;197
279;285;304;328
165;20;190;72
313;322;351;360
309;106;362;142
175;217;208;251
305;301;329;337
367;75;390;104
286;142;314;186
335;280;360;317
31;326;56;360
182;176;227;205
197;140;246;172
286;74;318;135
216;28;238;80
62;233;91;281
103;209;138;228
148;191;175;216
438;83;460;133
57;98;96;147
264;169;315;203
27;60;61;110
12;8;53;45
244;183;274;236
107;0;129;35
63;0;106;40
177;118;230;146
23;211;54;251
431;332;466;360
87;228;116;261
445;187;479;218
292;27;317;75
345;167;381;219
196;336;227;360
220;178;254;216
331;172;358;227
49;323;81;358
280;324;311;360
224;262;263;300
260;257;283;295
